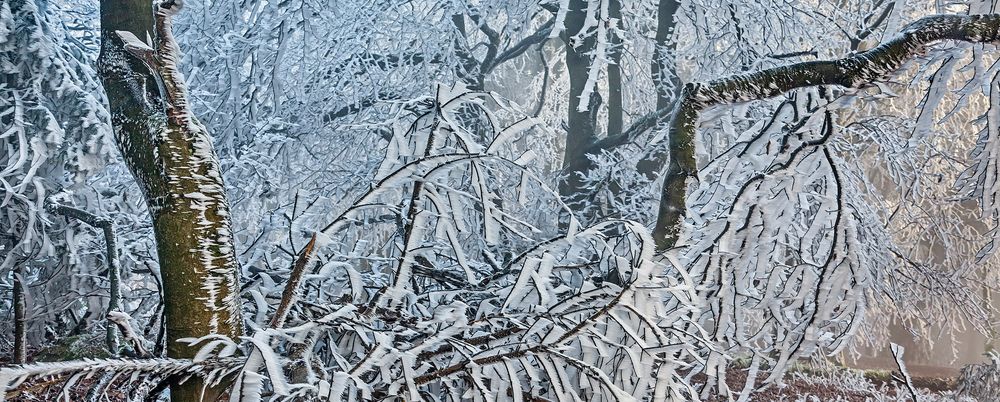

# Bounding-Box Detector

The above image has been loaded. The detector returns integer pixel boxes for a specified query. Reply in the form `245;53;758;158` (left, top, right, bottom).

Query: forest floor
2;369;964;402
1;350;969;401
705;369;959;401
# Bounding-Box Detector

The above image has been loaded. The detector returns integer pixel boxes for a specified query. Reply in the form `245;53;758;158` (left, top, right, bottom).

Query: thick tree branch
652;13;1000;250
46;203;122;355
268;234;317;329
486;19;556;74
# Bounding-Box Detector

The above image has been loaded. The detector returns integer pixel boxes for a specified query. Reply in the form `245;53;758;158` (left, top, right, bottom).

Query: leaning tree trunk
97;0;243;400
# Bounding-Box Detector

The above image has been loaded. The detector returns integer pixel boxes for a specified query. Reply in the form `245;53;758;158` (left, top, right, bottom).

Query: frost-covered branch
0;357;241;402
268;234;316;329
890;343;918;402
654;13;1000;250
46;203;123;355
219;86;709;401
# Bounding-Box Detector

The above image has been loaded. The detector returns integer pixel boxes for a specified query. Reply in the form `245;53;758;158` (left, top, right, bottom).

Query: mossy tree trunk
97;0;243;400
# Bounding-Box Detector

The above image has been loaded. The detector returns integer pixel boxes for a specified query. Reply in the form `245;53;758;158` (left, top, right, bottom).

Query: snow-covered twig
891;343;919;401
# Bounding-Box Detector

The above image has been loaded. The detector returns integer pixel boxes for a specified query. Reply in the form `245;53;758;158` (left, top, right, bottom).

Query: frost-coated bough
958;351;1000;400
655;13;1000;249
890;343;918;401
654;11;1000;398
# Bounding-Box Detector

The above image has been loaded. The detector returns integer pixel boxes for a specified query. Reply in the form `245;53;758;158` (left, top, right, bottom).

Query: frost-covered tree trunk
559;0;602;213
606;0;623;139
97;0;243;400
12;263;26;364
652;0;680;112
634;0;682;222
557;0;683;221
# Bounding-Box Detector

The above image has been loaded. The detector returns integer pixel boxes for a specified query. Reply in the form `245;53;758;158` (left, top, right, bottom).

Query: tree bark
46;204;123;355
559;0;602;213
651;13;1000;250
12;263;26;364
606;0;624;139
97;0;243;400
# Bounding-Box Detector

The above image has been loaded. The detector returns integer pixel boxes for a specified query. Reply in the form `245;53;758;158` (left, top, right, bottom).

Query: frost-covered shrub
958;352;1000;401
0;0;114;350
0;86;709;401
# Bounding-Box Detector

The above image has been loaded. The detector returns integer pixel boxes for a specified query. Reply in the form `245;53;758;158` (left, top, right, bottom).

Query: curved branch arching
653;13;1000;250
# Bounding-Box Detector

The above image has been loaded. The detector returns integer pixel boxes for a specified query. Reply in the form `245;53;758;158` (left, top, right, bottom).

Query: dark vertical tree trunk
635;0;683;178
12;263;26;364
559;0;601;214
607;0;624;139
556;0;683;225
650;0;689;250
652;0;681;111
97;0;243;400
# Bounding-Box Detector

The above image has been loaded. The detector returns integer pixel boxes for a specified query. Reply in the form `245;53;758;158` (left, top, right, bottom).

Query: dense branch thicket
6;0;1000;401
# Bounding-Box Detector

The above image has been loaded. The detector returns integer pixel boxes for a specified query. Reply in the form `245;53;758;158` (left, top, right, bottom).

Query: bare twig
890;343;919;401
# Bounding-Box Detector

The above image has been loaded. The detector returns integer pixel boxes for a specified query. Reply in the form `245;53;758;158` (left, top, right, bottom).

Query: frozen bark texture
97;0;243;400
